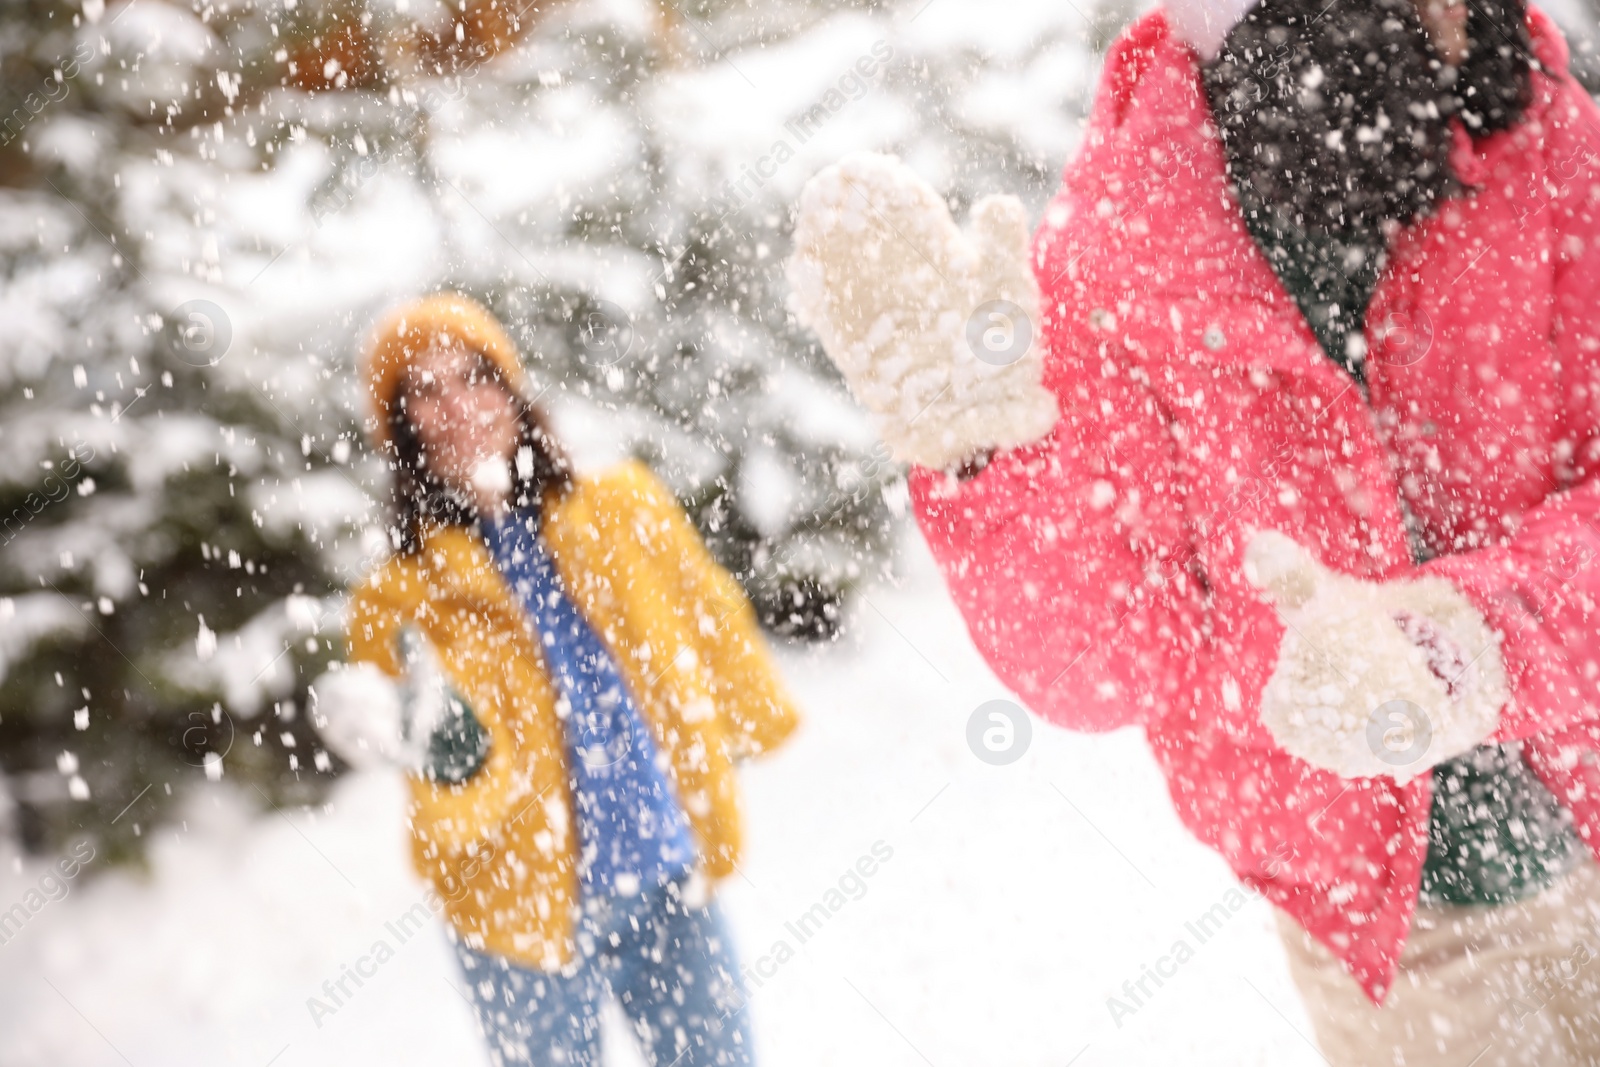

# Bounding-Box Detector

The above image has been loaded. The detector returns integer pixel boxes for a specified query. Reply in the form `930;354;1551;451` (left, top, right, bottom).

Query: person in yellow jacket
319;292;800;1067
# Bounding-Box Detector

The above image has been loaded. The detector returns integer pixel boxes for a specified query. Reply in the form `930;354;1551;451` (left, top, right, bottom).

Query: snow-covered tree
253;0;1118;637
0;0;375;861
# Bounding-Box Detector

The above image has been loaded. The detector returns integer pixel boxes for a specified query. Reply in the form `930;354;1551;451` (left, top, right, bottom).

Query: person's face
401;339;520;499
1412;0;1468;66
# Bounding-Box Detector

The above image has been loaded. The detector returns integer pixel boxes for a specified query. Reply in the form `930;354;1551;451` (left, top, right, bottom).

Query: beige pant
1276;859;1600;1067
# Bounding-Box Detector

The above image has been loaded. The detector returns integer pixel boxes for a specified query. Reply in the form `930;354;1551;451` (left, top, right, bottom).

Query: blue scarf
481;506;696;897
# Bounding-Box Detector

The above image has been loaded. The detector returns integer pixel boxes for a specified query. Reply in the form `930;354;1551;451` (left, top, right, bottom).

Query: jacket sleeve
1421;76;1600;743
343;566;530;850
909;307;1208;734
602;463;803;759
344;575;405;679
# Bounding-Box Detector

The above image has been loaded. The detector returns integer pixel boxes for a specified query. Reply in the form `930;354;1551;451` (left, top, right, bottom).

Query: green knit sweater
1236;195;1583;907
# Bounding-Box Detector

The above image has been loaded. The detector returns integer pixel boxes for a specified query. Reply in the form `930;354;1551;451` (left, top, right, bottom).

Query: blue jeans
455;879;755;1067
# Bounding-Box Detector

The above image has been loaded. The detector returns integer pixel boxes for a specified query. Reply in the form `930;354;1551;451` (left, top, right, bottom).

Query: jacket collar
404;486;569;610
414;523;511;608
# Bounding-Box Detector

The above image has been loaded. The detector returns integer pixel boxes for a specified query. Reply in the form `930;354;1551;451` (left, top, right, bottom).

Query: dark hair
386;351;571;552
1202;0;1532;235
1457;0;1535;134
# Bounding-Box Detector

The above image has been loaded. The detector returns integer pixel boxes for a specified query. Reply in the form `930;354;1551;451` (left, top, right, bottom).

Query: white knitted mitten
310;626;450;772
787;152;1059;470
1244;531;1508;783
310;662;414;770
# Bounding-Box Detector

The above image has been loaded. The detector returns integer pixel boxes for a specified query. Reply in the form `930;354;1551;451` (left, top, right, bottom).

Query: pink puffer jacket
911;6;1600;1002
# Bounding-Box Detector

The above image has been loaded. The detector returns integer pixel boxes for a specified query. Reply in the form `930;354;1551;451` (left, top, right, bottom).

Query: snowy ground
0;534;1324;1067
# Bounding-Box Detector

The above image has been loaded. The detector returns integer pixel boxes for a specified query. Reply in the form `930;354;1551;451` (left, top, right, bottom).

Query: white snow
0;537;1321;1067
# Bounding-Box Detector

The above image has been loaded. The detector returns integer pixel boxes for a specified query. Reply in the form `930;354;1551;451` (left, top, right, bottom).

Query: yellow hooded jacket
345;461;800;969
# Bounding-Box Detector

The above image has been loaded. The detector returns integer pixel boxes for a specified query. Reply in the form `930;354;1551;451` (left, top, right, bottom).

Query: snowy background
8;0;1600;1062
0;534;1324;1067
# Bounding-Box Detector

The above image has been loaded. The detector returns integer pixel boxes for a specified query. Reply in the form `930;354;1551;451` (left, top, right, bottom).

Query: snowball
309;664;406;771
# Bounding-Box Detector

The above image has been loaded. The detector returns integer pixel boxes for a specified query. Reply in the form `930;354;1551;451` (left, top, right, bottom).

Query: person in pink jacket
789;0;1600;1062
